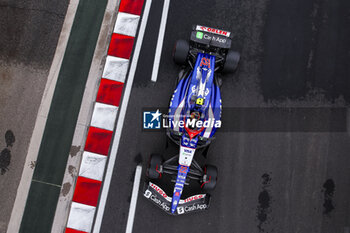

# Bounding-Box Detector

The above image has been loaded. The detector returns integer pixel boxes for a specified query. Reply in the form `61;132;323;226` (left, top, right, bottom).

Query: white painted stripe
102;56;129;83
150;0;171;82
67;202;96;232
114;12;140;37
125;165;142;233
92;0;152;232
79;152;107;181
90;102;118;131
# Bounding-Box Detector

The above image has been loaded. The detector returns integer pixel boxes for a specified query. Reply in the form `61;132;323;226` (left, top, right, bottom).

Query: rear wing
191;25;232;49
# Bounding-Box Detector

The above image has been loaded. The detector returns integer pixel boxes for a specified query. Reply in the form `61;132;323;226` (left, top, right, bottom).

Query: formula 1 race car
143;25;240;215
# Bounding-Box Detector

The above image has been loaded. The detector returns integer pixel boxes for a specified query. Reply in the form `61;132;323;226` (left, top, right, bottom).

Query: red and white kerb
65;0;144;232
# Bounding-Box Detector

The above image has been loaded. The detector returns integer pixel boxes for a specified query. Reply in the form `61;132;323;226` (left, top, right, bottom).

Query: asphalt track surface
101;0;350;233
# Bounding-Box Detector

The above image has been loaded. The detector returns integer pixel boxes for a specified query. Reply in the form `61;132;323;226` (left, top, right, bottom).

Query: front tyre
173;39;189;65
201;165;218;191
147;154;163;179
222;50;240;73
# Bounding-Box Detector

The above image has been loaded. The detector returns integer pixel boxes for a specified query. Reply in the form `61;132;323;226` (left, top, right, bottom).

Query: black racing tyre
147;154;163;179
201;165;218;191
173;39;189;65
222;50;240;73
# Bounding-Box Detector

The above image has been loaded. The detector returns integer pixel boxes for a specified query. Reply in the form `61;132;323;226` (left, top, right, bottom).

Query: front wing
143;181;210;215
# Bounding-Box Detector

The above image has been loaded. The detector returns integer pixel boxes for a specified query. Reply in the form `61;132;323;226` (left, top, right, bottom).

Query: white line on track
125;165;142;233
150;0;171;82
92;0;152;232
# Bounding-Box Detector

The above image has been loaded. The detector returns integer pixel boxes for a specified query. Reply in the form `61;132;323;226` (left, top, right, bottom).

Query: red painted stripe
84;127;113;156
65;228;87;233
108;33;135;59
96;79;124;107
72;176;102;206
119;0;145;15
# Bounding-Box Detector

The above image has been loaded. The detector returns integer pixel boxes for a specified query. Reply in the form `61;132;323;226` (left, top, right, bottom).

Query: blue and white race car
143;25;240;215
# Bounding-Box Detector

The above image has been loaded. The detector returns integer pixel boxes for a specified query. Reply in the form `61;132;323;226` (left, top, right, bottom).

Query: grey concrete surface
100;0;350;233
0;0;68;232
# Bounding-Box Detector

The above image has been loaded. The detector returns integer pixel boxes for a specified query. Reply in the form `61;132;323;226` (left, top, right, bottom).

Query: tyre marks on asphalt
256;173;272;233
254;175;339;231
322;178;335;216
0;130;15;175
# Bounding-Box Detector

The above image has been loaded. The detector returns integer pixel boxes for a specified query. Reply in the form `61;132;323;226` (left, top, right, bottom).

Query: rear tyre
173;40;189;65
147;154;163;179
222;50;240;73
201;165;218;191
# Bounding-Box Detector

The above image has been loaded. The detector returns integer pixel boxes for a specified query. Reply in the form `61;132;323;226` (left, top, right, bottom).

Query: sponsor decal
196;25;231;37
177;206;185;214
143;109;161;129
149;182;169;199
182;194;205;203
203;33;227;44
177;203;208;214
179;147;195;166
184;203;208;212
196;31;204;39
179;165;188;173
196;97;204;105
146;183;171;211
183;149;192;153
144;190;152;198
180;147;195;160
200;57;211;68
150;194;170;211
